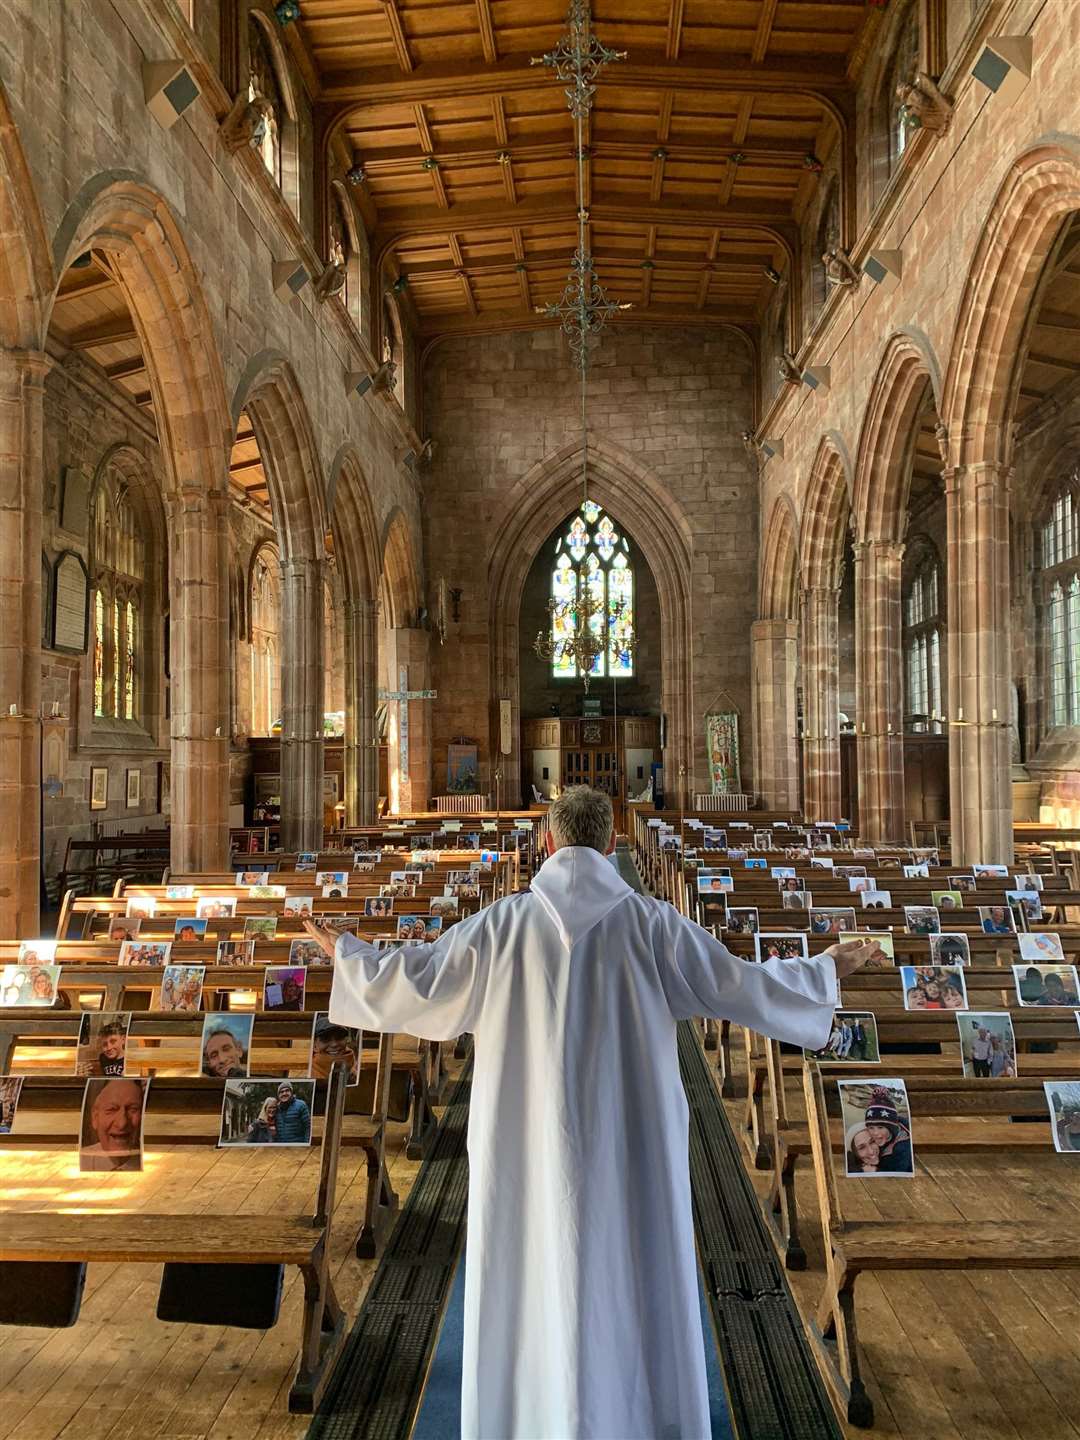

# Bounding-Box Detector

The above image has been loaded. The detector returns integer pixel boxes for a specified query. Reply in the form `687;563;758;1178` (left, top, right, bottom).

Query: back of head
548;786;613;854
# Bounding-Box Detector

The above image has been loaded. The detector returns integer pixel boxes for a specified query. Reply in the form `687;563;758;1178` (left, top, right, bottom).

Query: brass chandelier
531;0;634;690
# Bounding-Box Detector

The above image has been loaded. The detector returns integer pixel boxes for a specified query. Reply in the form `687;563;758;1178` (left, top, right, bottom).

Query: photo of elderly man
79;1077;150;1172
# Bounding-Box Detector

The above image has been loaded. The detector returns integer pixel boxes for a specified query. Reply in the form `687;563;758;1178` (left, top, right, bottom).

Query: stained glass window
94;591;105;717
92;474;145;725
903;543;944;730
1040;482;1080;727
124;599;137;721
549;502;635;678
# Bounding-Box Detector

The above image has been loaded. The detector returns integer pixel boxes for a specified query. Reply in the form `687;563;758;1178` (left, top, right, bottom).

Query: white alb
330;845;838;1440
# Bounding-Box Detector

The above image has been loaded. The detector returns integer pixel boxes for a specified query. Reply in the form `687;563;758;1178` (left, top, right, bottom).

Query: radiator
434;794;489;814
692;793;750;813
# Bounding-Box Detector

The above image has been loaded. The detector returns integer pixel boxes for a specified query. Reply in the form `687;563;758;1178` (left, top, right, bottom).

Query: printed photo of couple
957;1013;1016;1078
1013;964;1080;1007
1;963;60;1007
753;933;809;962
806;1011;880;1064
723;906;759;935
859;890;892;910
218;1078;314;1147
217;940;256;965
949;874;977;892
1006;889;1043;925
429;896;459;918
904;906;941;935
929;933;971;966
196;897;237;919
365;896;395;917
79;1076;150;1173
899;964;968;1010
160;965;205;1012
1045;1081;1080;1154
283;895;315;918
809;908;856;935
782;890;810;910
838;1079;915;1178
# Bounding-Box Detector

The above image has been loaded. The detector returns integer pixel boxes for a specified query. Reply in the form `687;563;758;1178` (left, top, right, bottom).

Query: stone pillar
751;618;799;810
384;626;433;815
170;489;231;874
279;554;325;852
854;539;906;843
0;350;47;937
800;585;842;821
946;461;1014;864
344;597;378;826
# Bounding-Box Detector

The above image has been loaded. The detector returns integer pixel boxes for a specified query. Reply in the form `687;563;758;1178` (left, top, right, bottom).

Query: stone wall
422;323;757;804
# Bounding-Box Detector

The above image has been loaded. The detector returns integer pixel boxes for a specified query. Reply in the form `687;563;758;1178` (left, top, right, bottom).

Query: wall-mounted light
142;60;201;130
345;359;396;399
972;35;1033;105
272;258;309;299
346;162;366;187
863;248;903;290
760;436;785;460
802;364;831;392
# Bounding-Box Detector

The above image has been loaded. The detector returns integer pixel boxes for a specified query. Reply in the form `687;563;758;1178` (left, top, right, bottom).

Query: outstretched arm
317;913;488;1041
656;905;872;1051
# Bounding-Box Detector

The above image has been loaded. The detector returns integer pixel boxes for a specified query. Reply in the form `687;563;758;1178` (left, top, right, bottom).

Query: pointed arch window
91;474;145;724
549;501;635;679
1039;479;1080;728
250;548;282;737
903;542;944;730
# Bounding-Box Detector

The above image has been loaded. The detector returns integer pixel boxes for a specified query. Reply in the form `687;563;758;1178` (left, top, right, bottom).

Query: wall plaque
52;552;89;654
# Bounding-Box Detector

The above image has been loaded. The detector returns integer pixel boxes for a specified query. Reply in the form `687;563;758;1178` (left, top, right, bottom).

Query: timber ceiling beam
475;0;497;65
751;0;780;65
353;135;815;175
319;52;853;108
378;0;414;74
418;305;755;342
400;250;774;281
665;0;685;62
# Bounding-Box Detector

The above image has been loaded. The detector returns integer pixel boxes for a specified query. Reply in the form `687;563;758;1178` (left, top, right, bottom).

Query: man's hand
822;939;881;979
303;918;338;961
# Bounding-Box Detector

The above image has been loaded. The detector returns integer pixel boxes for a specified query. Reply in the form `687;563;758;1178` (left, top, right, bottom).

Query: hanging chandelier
532;1;634;690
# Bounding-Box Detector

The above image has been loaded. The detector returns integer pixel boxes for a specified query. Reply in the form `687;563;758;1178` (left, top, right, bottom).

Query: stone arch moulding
328;443;380;604
759;493;801;621
942;143;1080;469
0;80;53;349
488;436;695;807
852;329;943;543
380;505;423;628
51;173;234;874
800;435;852;590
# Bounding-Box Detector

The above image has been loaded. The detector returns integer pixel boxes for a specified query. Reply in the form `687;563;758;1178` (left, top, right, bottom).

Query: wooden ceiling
301;0;872;337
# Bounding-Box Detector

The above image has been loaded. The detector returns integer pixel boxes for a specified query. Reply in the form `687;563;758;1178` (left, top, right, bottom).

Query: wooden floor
719;1042;1080;1440
0;1057;466;1440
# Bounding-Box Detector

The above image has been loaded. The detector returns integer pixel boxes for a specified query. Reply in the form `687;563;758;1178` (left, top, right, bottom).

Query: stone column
0;349;47;937
279;554;325;852
854;539;906;843
946;461;1014;864
384;626;433;815
800;585;842;821
751;618;799;810
344;597;378;826
170;488;231;874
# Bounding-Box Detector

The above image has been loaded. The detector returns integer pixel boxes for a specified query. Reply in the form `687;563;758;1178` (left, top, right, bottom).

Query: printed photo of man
200;1018;252;1079
79;1077;148;1172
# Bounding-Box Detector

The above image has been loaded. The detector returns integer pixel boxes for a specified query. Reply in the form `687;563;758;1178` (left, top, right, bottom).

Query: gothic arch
0;82;52;349
231;352;326;564
943;143;1080;468
328;443;379;603
853;330;943;541
801;436;851;589
381;506;422;628
489;436;694;803
760;494;801;621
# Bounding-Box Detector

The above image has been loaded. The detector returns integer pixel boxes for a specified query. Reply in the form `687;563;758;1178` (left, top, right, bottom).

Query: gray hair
548;786;613;853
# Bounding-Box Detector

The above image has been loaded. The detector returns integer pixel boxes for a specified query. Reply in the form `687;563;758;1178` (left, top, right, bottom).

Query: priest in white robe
312;787;874;1440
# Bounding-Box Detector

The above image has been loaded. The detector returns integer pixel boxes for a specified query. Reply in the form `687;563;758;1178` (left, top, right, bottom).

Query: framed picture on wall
126;768;141;809
157;761;170;818
90;766;108;811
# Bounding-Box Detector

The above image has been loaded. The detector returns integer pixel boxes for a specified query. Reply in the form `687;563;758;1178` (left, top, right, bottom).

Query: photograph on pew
365;897;395;917
217;939;256;965
174;918;207;942
316;872;348;890
201;1015;253;1078
838;1079;915;1178
949;873;977;892
1;963;61;1006
120;940;172;968
1019;932;1065;961
839;931;895;966
973;863;1010;879
236;870;271;885
219;1078;315;1147
957;1013;1017;1078
859;889;891;910
782;890;811;910
310;1014;361;1084
1012;964;1080;1007
353;850;381;867
0;1075;23;1133
1013;872;1044;892
250;884;285;899
319;915;360;939
165;885;193;901
1044;1081;1080;1154
160;965;205;1012
322;883;348;899
931;890;964;912
904;905;941;935
809;907;856;935
723;906;759;934
244;916;278;942
18;940;57;964
76;1012;131;1076
773;868;797;883
697;874;733;894
283;895;315;918
296;852;318;872
126;896;157;918
753;933;809;962
806;1011;880;1064
79;1076;150;1173
1006;889;1043;925
263;966;307;1013
108;916;141;942
929;933;971;966
903;863;929;879
430;896;459;918
980;903;1017;935
290;938;329;967
396;915;443;943
197;896;236;920
899;964;968;1010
